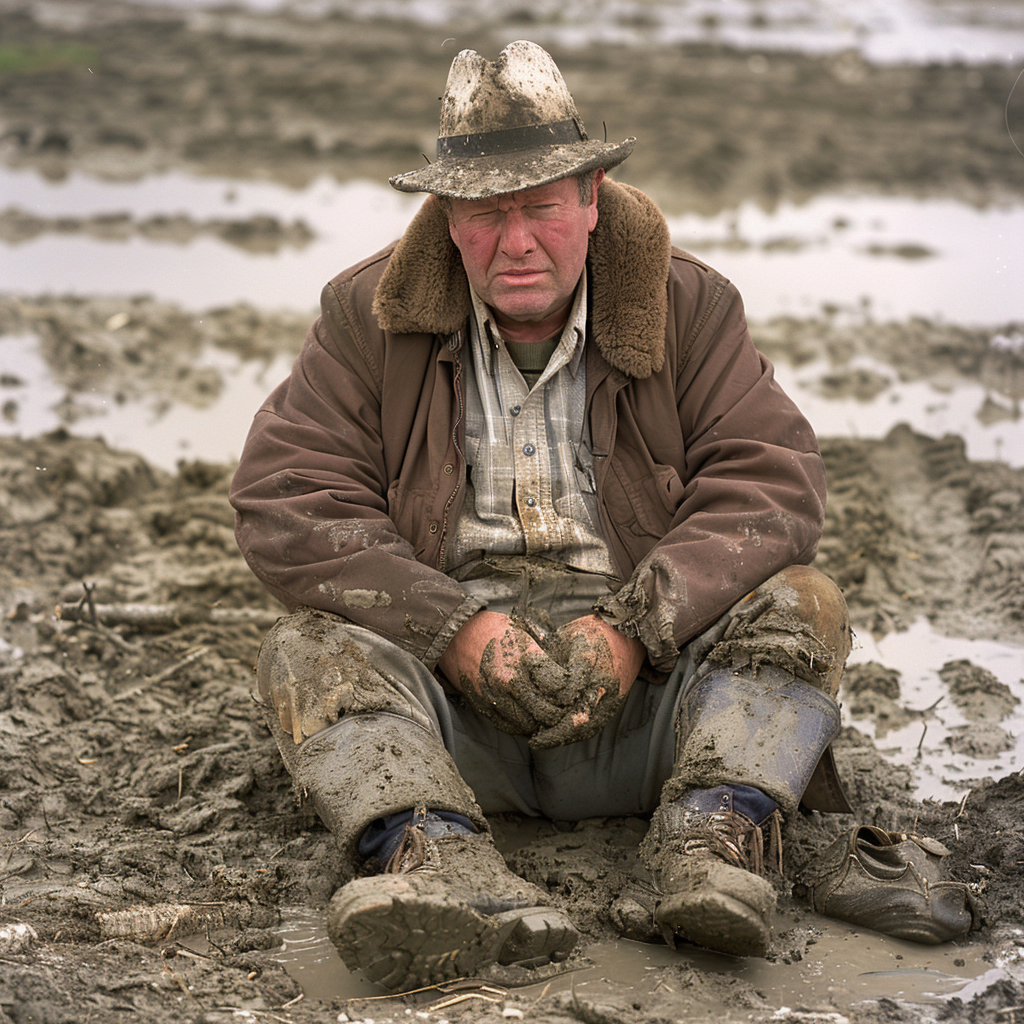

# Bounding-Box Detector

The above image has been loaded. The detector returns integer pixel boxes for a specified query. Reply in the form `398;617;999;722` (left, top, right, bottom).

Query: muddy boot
641;785;781;957
327;809;578;991
641;664;843;958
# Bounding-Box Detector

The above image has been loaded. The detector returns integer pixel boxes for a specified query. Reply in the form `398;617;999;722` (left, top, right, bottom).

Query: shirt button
522;443;535;456
510;405;521;416
525;497;537;507
443;464;453;475
428;521;438;534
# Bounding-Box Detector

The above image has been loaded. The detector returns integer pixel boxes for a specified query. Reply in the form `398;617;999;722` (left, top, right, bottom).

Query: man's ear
588;168;606;232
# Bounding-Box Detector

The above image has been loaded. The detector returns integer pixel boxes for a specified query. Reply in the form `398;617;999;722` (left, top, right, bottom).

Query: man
230;40;855;991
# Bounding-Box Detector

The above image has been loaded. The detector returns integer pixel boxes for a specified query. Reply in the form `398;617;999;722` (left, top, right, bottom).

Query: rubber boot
267;709;489;873
641;664;842;958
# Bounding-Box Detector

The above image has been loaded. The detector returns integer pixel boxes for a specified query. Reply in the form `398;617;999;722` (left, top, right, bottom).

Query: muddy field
2;1;1024;1022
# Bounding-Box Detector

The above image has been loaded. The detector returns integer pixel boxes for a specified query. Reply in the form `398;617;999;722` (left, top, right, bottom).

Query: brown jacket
230;181;826;671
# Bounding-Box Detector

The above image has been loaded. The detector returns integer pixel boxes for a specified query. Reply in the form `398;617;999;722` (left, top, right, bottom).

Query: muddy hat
389;40;634;199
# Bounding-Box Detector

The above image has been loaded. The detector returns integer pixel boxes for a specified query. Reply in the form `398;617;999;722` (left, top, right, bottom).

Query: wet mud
0;208;315;253
1;1;1022;216
2;2;1024;1023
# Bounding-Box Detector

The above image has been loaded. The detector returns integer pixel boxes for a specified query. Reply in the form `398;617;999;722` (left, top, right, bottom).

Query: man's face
447;171;603;330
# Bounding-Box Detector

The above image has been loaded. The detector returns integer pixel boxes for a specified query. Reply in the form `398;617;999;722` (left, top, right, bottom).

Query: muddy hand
527;657;625;748
468;638;572;734
440;611;571;735
528;617;644;750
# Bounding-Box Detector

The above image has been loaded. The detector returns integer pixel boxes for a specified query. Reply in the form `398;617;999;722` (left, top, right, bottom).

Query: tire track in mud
818;424;1024;645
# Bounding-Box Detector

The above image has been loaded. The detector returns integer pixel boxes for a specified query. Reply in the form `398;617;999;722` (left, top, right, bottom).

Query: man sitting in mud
229;40;859;990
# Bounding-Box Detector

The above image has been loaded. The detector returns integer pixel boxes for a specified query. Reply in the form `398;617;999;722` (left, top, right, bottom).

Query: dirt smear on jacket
2;2;1024;1023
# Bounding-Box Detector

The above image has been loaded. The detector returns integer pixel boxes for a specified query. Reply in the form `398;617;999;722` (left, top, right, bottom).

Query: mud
2;2;1024;1023
0;207;315;253
2;388;1022;1024
0;294;311;422
1;1;1022;216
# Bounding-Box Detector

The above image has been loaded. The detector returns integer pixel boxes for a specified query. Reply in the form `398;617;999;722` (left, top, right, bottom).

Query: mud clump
940;659;1020;721
939;659;1020;760
842;661;917;737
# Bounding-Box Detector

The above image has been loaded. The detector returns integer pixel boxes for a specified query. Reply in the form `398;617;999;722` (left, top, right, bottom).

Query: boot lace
674;807;783;876
384;806;431;874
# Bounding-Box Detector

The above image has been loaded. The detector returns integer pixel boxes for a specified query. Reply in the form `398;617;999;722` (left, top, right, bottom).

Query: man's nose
499;211;536;258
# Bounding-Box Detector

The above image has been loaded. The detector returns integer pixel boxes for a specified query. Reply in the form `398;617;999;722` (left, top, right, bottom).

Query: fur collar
372;180;670;378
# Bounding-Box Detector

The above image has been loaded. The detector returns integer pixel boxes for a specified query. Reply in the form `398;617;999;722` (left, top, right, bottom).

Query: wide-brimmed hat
390;40;634;200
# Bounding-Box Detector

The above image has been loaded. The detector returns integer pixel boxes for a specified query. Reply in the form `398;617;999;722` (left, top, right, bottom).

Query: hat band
436;119;585;159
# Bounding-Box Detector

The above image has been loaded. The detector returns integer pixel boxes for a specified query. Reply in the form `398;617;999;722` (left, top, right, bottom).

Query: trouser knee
704;565;851;697
256;607;422;744
255;610;487;874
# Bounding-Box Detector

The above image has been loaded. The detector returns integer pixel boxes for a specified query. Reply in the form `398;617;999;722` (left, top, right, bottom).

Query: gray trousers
300;620;697;821
257;565;851;845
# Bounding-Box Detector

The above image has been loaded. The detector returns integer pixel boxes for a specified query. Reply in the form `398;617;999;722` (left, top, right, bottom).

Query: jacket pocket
621;464;686;537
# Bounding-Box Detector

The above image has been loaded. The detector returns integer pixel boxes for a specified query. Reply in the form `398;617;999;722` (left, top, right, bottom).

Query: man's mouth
499;269;545;282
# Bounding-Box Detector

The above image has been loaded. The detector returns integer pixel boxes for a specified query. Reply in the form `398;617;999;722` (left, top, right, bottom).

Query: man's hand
439;611;647;746
560;615;647;695
529;615;647;749
438;611;569;735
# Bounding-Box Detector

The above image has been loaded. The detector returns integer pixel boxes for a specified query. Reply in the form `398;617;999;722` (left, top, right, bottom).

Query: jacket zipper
436;331;465;571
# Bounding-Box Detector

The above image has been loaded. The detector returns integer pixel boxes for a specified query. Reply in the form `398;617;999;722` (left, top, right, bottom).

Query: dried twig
80;581;98;626
150;647;209;684
58;602;280;631
425;990;505;1011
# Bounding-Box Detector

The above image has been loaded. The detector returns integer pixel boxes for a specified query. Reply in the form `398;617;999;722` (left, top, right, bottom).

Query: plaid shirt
447;276;619;584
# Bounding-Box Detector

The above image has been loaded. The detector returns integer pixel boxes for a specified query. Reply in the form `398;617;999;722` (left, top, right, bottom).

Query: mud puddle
772;356;1024;467
5;167;1023;321
845;619;1024;802
0;167;418;309
667;194;1024;324
1;330;295;469
261;903;998;1009
136;0;1024;65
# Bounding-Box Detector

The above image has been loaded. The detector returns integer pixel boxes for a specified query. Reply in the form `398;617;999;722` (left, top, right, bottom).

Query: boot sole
657;889;771;958
327;877;577;991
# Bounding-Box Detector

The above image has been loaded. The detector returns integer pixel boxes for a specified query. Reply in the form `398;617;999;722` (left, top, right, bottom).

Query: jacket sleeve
229;280;481;669
595;263;827;671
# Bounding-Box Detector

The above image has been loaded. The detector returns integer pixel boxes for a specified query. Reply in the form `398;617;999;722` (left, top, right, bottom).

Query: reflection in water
3;168;1023;323
847;619;1024;802
268;900;997;1006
